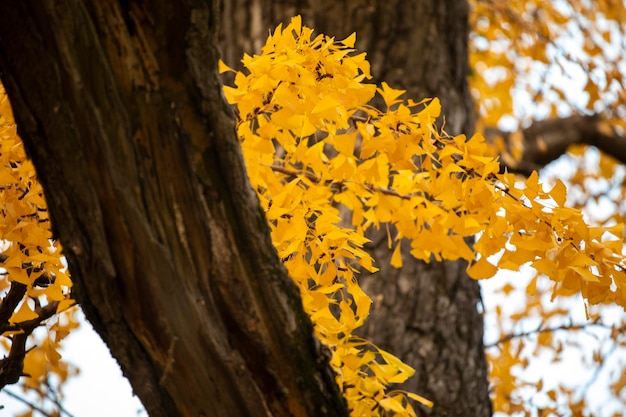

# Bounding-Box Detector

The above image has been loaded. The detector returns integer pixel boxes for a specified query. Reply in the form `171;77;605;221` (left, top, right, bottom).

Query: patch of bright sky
0;310;147;417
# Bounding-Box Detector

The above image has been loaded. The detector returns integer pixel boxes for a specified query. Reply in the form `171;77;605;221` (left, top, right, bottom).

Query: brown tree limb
0;282;27;327
0;299;59;389
0;249;65;390
485;114;626;175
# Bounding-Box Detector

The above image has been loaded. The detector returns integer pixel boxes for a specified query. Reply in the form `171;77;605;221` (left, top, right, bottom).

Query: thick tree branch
0;281;27;327
485;114;626;175
0;298;59;389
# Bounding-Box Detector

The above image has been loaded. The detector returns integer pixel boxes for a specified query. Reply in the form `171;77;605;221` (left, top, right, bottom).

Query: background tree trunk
219;1;492;415
0;1;348;416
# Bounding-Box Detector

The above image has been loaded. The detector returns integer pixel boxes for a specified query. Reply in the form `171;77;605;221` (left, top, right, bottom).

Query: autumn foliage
1;7;626;417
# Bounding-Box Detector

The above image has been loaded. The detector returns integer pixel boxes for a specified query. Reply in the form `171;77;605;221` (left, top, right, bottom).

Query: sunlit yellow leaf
379;396;406;412
218;59;235;74
377;82;406;108
56;299;77;314
11;301;38;323
390;242;403;268
407;392;434;408
340;32;357;48
467;257;498;279
549;179;567;207
7;266;31;285
569;266;600;283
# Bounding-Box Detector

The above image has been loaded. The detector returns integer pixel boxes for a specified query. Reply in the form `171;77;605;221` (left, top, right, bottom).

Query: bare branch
485;115;626;175
578;344;617;401
0;300;60;389
2;388;59;417
484;320;626;348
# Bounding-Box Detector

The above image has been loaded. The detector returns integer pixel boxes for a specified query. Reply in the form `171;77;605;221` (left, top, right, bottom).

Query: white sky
0;311;146;417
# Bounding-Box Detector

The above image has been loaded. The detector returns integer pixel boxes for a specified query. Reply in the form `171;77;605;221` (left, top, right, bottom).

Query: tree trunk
0;1;347;416
219;1;492;416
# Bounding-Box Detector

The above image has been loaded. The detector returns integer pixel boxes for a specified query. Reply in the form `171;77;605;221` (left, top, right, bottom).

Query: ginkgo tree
0;1;625;416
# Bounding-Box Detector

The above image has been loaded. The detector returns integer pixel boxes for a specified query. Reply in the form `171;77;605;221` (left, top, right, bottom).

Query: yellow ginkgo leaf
407;392;434;408
217;59;235;74
391;242;403;268
467;257;498;279
11;301;39;324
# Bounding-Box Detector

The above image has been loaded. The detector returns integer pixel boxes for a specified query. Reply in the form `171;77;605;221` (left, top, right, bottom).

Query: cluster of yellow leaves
222;16;626;416
549;145;626;234
484;148;626;416
223;17;425;415
4;310;80;417
0;83;77;402
469;0;626;279
0;85;72;311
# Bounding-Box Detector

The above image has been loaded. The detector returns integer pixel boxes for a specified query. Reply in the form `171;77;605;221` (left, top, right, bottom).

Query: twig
267;164;417;200
41;378;78;417
579;343;617;402
2;389;57;417
484;321;625;348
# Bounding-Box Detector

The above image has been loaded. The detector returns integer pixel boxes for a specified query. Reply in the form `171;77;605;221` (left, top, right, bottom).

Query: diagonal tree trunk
219;1;492;415
0;1;347;416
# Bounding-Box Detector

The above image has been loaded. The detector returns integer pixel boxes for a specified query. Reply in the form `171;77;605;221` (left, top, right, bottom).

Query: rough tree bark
219;1;492;416
0;1;347;416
